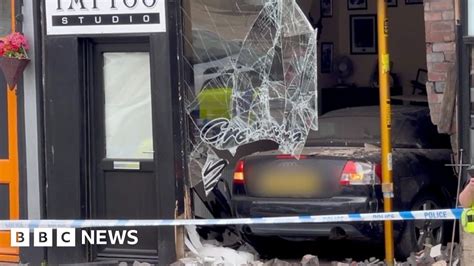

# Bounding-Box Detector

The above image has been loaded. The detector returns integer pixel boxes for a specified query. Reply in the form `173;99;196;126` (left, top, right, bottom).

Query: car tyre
396;194;446;259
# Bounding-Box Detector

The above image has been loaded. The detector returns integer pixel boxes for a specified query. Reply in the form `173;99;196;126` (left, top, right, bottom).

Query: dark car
231;106;456;258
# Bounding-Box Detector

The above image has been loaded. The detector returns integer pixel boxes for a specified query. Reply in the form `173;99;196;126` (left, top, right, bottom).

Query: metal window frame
0;0;19;263
460;0;471;184
0;0;15;37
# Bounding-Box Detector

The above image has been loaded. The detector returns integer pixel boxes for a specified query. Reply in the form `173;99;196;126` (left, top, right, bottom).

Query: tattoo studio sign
46;0;166;35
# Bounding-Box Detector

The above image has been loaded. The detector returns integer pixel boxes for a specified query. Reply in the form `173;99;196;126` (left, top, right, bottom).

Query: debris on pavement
179;225;256;265
263;258;299;266
326;243;460;266
172;226;460;266
301;254;320;266
411;243;460;266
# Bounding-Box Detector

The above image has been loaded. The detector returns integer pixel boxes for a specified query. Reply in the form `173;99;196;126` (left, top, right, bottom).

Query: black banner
52;13;160;26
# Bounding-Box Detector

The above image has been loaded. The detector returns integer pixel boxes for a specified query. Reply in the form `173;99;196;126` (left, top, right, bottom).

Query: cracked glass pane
183;0;318;194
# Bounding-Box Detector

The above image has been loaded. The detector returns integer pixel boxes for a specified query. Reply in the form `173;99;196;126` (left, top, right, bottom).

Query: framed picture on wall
405;0;423;4
350;15;378;54
387;0;397;7
348;0;367;10
321;42;334;73
321;0;332;17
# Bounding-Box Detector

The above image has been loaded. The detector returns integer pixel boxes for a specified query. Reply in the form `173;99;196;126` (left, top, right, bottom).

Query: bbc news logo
11;228;138;247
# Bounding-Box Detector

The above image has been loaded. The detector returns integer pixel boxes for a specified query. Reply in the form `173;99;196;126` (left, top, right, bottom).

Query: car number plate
259;171;318;197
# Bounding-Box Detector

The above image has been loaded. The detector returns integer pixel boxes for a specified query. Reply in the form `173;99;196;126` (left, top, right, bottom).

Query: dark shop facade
1;0;187;264
2;0;474;265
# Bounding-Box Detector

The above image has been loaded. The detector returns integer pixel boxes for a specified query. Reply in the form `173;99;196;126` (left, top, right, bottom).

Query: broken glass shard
184;0;318;194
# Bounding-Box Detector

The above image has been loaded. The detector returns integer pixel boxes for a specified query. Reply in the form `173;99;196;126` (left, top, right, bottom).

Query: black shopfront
38;0;186;264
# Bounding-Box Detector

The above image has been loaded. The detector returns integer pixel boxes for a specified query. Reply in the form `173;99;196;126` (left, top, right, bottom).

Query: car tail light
340;161;381;186
233;160;245;184
375;163;383;180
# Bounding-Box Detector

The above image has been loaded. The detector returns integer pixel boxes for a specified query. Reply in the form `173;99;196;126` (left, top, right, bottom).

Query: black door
90;42;158;262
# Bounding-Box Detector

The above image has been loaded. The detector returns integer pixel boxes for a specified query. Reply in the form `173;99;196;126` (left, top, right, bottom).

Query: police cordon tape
0;208;465;230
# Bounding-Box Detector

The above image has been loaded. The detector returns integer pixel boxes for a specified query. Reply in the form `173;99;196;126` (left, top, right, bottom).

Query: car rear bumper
240;223;380;240
232;196;384;240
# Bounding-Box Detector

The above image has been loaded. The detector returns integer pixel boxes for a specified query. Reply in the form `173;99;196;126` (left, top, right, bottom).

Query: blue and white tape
0;208;464;229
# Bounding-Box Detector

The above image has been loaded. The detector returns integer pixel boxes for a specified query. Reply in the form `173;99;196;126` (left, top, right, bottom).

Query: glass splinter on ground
184;0;318;195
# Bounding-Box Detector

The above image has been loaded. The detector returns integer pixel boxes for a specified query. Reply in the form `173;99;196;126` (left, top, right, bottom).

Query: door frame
42;0;185;263
89;41;153;221
88;41;159;261
0;0;20;262
460;0;471;182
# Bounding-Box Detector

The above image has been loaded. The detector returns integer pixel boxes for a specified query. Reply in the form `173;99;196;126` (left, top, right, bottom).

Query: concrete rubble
171;226;460;266
171;225;257;266
395;243;460;266
326;243;460;266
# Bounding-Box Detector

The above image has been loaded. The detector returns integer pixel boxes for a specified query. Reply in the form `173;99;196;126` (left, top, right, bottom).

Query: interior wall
304;0;339;88
310;0;427;95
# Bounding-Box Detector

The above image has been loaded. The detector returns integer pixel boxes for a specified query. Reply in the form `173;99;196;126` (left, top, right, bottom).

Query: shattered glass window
183;0;318;194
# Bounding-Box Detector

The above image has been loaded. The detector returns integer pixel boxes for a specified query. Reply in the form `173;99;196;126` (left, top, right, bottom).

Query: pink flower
6;32;28;51
0;43;4;57
1;32;29;58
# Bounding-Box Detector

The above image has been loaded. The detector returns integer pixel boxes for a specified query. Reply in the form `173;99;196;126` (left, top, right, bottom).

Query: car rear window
306;114;451;149
307;116;383;146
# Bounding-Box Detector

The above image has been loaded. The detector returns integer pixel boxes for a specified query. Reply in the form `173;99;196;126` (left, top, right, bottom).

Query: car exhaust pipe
242;225;252;235
329;227;347;240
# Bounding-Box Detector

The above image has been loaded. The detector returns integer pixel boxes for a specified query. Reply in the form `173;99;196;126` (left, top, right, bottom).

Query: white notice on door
113;161;141;170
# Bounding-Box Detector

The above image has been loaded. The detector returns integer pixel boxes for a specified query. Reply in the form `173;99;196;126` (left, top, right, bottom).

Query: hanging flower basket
0;32;30;90
0;57;30;90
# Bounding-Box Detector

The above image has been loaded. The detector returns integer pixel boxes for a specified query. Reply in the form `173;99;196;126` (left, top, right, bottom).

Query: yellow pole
377;0;394;265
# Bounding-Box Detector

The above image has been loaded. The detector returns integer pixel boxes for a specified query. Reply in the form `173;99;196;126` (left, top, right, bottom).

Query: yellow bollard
376;0;395;265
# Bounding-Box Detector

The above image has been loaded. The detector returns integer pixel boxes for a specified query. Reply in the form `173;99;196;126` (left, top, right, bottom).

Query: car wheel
396;194;446;258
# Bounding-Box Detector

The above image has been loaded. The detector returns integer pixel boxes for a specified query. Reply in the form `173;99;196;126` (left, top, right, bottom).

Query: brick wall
423;0;456;127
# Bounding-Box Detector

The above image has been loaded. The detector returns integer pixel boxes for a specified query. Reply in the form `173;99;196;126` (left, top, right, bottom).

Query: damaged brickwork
423;0;457;129
424;1;474;265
